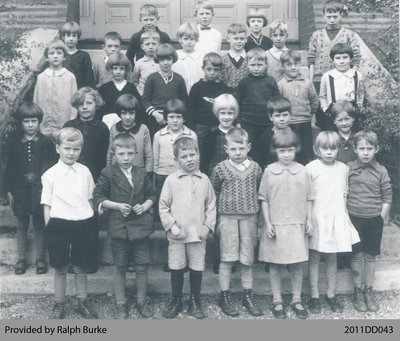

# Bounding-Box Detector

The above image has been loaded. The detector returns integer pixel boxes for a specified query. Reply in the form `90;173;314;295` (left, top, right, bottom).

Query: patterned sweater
307;27;361;82
220;54;249;95
210;160;262;215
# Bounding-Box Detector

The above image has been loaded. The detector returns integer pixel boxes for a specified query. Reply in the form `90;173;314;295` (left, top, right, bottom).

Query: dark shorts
350;215;384;256
45;217;96;268
111;236;151;268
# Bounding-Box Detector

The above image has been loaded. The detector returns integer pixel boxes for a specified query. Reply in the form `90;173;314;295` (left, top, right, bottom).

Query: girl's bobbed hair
313;131;340;157
71;87;103;109
270;129;300;155
17;102;44;123
154;44;178;63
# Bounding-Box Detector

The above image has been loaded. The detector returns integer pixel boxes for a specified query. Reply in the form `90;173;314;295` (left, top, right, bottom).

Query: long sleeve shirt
159;169;216;244
63;50;95;89
347;159;392;218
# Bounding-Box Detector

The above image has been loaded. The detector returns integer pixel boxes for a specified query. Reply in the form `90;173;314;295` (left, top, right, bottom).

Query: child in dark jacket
93;134;155;319
5;102;56;275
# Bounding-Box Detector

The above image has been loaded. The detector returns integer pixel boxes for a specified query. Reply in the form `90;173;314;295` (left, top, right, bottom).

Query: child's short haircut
314;131;340;156
202;52;222;68
212;94;239;117
17;102;44;123
246;8;268;27
112;133;137;152
173;136;198;158
267;96;292;115
140;4;159;18
280;49;301;65
71;87;103;109
194;0;214;16
331;100;355;119
246;48;267;62
227;23;247;35
141;31;160;43
268;20;288;36
115;94;140;116
271;130;300;154
353;130;379;148
103;31;122;44
177;22;199;41
330;43;354;60
56;127;84;146
225;127;249;145
164;99;186;119
44;39;67;57
60;21;81;38
154;43;178;63
323;0;345;14
106;52;132;75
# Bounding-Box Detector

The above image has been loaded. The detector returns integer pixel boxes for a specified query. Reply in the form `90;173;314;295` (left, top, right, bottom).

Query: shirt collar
330;68;355;79
269;161;303;175
21;134;39;143
197;24;212;31
120;165;132;174
142;55;153;62
177;168;203;178
284;74;305;81
44;67;67;77
270;46;288;55
228;158;251;170
159;125;192;136
116;120;140;134
57;159;79;173
178;49;201;60
350;158;380;172
228;49;246;59
77;117;99;126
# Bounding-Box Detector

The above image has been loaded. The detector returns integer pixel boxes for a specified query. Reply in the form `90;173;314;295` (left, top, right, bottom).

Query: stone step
2;260;400;295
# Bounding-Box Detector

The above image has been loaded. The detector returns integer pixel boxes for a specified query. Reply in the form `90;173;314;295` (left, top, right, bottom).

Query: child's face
248;18;264;35
64;32;79;50
323;11;342;29
227;32;247;53
217;108;236;130
141;38;159;57
179;35;196;53
202;61;221;82
56;139;82;166
176;148;199;173
269;111;291;129
103;39;121;57
224;140;250;164
120;109;136;128
140;15;158;31
318;146;338;165
22;118;39;137
111;65;126;82
248;58;266;77
355;139;378;164
283;59;301;79
196;8;214;27
334;111;354;135
167;113;184;132
332;53;351;72
270;29;287;49
47;48;65;69
159;56;174;74
114;146;136;170
276;147;296;166
78;95;96;121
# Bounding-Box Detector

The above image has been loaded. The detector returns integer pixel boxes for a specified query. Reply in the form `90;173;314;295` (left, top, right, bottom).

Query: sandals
14;260;27;275
272;302;287;319
36;260;48;274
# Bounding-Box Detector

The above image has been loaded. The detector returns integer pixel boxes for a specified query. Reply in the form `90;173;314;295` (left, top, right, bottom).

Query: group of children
5;0;392;320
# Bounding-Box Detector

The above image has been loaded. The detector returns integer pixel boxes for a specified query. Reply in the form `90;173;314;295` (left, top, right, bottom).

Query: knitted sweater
220;54;249;93
266;48;287;82
210;160;262;215
63;50;94;89
237;74;279;125
245;34;273;52
307;27;361;81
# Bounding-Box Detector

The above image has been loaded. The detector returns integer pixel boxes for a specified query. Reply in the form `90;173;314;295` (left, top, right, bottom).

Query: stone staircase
1;205;400;295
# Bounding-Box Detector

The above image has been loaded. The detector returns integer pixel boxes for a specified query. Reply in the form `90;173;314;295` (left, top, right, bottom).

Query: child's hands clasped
132;204;144;215
118;203;132;217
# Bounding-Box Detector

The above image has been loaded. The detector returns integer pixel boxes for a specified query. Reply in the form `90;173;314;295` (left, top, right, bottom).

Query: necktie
200;26;211;30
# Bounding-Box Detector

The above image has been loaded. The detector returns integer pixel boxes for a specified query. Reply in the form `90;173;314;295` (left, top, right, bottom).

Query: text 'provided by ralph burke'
4;325;107;336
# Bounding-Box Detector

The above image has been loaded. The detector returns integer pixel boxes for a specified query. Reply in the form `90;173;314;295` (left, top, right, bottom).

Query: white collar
159;125;192;136
177;49;202;60
330;68;356;79
229;49;246;59
228;159;251;171
120;166;132;174
44;67;67;77
57;159;79;173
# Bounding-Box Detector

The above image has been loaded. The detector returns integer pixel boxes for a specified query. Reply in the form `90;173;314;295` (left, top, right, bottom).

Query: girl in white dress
306;131;360;314
258;130;313;319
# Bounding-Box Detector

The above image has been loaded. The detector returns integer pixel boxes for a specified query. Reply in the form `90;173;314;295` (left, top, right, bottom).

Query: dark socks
171;269;185;298
189;269;202;296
